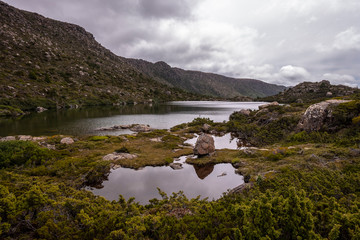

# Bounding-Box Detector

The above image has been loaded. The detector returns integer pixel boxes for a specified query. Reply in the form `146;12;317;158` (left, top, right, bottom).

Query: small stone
60;137;74;145
19;135;32;141
150;137;162;142
32;137;46;141
36;106;48;113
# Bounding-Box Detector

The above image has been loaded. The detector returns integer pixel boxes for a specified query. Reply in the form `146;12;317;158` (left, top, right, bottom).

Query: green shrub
188;117;214;127
0;141;53;168
289;131;332;144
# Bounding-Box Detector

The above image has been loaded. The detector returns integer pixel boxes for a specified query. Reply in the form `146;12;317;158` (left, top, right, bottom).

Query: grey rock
60;137;74;145
19;135;32;141
193;134;215;156
239;109;251;116
297;99;350;132
129;124;154;132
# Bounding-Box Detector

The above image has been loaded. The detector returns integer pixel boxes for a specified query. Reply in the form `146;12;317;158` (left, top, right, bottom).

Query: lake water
0;101;265;136
3;101;264;203
88;155;243;205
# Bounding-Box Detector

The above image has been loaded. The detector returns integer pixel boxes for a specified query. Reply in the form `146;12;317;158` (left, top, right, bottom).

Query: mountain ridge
127;58;286;98
1;1;285;114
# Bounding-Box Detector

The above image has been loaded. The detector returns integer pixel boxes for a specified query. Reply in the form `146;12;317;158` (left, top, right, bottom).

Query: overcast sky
4;0;360;87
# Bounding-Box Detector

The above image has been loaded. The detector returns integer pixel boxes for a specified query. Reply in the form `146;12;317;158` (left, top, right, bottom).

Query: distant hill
261;80;359;103
128;59;286;98
0;1;203;111
0;1;285;113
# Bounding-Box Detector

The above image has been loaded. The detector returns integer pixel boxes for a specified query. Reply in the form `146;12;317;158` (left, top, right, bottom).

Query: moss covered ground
1;101;360;239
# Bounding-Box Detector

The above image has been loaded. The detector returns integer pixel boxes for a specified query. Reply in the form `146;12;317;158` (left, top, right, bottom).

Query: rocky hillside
261;80;359;103
128;59;286;98
0;1;204;113
0;1;287;115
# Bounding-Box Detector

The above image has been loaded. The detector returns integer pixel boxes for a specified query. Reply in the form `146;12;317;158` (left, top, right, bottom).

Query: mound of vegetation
261;80;359;104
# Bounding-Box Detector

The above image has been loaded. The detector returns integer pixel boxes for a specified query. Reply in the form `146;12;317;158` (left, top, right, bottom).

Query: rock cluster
97;124;154;132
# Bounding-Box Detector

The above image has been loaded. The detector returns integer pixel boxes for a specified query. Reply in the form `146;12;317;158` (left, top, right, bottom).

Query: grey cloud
3;0;360;87
139;0;192;19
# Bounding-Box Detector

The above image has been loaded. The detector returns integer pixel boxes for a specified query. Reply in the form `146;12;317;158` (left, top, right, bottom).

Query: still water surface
3;101;264;203
89;156;243;205
0;101;265;136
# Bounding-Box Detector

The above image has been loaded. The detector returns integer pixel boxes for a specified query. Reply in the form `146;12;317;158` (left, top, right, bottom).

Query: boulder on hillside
297;99;350;132
193;134;215;156
239;109;251;116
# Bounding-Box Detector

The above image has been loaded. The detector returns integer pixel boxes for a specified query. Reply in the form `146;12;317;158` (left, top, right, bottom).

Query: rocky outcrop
193;134;215;156
262;80;358;103
129;124;154;132
297;99;350;132
97;124;154;132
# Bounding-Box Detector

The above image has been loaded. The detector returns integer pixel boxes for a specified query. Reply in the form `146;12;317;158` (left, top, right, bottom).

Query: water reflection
193;164;214;179
88;160;243;205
